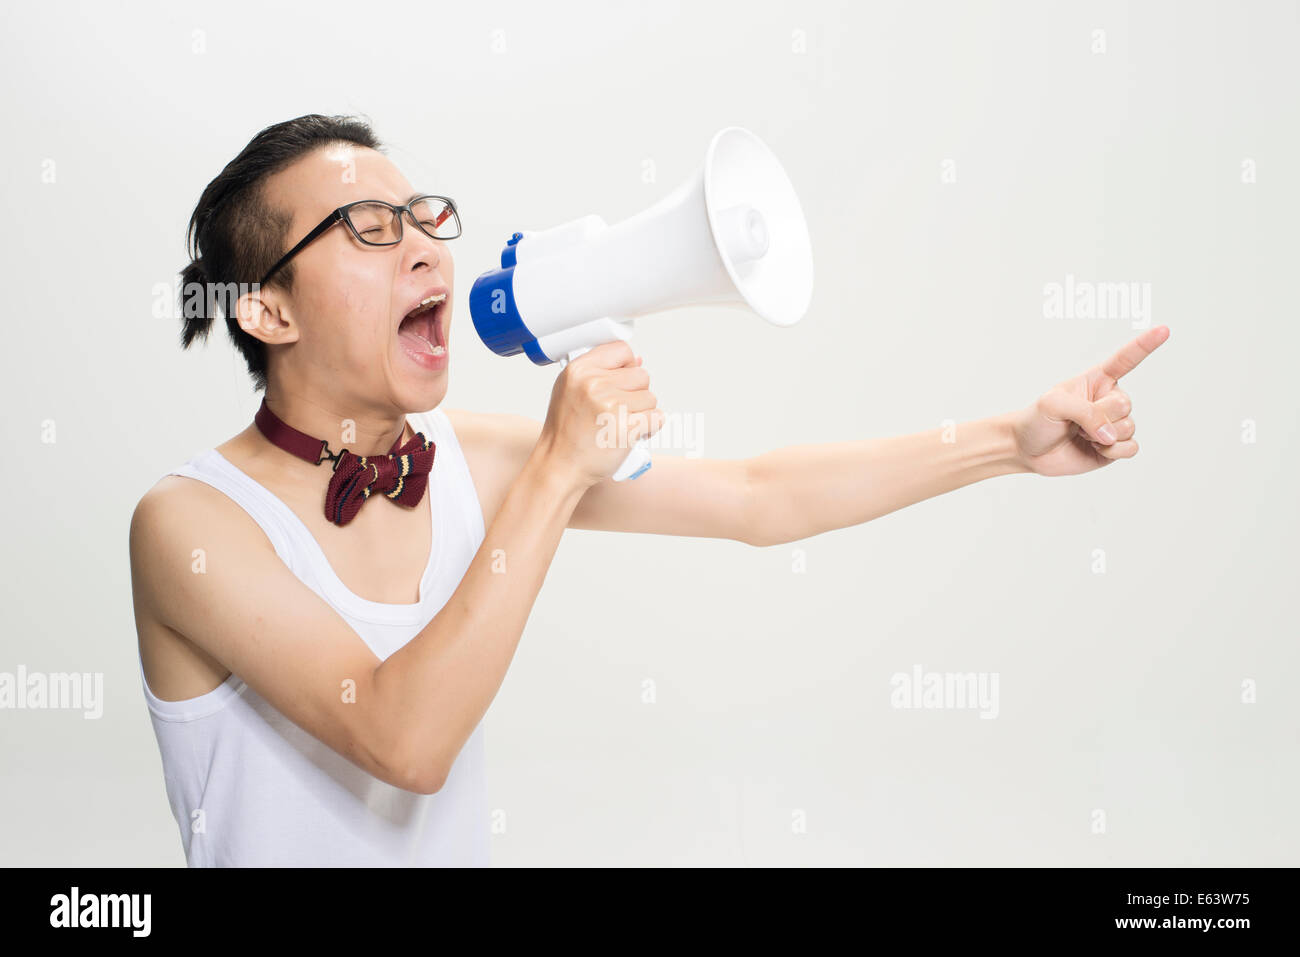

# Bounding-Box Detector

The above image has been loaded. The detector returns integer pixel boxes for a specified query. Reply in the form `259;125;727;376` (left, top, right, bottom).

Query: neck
259;386;410;458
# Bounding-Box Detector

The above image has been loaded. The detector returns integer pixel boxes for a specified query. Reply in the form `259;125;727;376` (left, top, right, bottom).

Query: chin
392;367;449;413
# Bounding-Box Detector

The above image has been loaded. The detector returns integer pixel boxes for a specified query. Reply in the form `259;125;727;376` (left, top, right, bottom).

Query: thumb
1039;389;1117;445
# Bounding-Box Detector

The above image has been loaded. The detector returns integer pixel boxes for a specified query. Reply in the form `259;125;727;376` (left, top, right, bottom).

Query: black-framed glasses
258;194;461;287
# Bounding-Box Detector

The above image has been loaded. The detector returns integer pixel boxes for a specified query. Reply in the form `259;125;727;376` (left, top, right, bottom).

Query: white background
1;0;1296;865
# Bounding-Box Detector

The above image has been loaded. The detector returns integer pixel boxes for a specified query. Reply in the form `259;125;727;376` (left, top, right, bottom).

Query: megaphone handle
558;347;653;482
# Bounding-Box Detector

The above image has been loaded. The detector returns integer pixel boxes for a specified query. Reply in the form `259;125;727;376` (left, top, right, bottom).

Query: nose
400;222;443;272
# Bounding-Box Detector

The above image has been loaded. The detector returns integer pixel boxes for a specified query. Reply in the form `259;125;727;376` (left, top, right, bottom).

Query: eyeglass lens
347;198;459;244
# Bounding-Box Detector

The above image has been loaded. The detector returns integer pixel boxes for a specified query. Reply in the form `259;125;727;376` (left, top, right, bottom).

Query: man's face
258;143;455;412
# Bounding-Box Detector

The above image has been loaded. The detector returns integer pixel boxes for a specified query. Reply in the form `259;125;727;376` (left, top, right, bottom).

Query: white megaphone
470;126;814;481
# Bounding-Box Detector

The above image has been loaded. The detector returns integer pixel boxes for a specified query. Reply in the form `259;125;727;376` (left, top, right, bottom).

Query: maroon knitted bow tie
254;398;436;527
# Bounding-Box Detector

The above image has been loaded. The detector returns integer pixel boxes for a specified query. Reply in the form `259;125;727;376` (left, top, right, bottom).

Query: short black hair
179;114;383;392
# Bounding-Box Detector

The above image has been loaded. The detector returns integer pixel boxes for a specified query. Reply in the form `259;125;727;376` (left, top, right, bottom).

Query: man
129;114;1168;866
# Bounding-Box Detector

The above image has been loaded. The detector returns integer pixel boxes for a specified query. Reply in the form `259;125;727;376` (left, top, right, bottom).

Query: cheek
340;286;368;327
338;281;389;348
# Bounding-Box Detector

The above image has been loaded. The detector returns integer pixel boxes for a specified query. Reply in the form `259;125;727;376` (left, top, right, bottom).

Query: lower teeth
412;333;445;356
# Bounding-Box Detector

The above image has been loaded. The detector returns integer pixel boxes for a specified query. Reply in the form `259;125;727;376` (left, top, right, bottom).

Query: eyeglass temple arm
259;209;347;286
260;199;456;285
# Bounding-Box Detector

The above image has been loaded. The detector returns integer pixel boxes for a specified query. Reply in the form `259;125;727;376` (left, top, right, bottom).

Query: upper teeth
417;293;446;309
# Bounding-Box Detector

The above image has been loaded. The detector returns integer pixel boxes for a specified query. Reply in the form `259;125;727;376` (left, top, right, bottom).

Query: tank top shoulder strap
166;451;301;572
414;406;486;544
167;406;483;576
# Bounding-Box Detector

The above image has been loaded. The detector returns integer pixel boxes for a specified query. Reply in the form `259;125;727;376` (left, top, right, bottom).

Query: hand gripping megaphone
469;126;814;481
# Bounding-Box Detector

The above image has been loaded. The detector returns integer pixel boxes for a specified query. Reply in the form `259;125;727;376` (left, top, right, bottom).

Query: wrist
522;439;595;500
991;411;1031;475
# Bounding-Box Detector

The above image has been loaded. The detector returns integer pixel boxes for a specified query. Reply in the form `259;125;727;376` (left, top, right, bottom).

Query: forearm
745;413;1027;546
374;446;588;791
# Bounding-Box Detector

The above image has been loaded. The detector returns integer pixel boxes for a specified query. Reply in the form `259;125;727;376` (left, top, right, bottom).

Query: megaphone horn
470;126;814;479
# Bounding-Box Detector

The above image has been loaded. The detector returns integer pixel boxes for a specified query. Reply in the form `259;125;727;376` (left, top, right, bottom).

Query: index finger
1099;325;1170;381
572;339;637;370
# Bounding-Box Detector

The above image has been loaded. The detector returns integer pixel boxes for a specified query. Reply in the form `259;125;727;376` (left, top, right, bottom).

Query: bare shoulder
130;473;278;600
130;474;217;560
438;407;541;527
130;473;263;562
129;474;273;700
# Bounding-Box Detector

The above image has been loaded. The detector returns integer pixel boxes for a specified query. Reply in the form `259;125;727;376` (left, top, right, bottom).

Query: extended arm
453;327;1169;548
743;326;1169;544
454;410;1019;546
743;414;1023;546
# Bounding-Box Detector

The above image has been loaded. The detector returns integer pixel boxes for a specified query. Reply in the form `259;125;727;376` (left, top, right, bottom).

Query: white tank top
139;406;489;866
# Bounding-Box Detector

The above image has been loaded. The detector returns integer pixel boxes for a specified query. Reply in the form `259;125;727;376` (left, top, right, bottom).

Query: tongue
399;311;441;354
400;327;441;354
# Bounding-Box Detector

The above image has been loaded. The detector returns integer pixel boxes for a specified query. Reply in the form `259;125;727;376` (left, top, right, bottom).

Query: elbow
396;755;446;795
738;460;782;548
385;733;447;795
741;526;780;548
746;530;789;548
370;673;447;794
407;768;446;796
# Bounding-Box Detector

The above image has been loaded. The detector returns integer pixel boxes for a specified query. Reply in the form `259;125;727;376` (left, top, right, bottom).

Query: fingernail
1098;424;1117;444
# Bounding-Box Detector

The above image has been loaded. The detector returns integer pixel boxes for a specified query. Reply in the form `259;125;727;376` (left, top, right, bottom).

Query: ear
235;285;299;346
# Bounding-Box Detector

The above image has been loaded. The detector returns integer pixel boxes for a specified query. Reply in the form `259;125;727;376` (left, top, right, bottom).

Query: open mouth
398;292;447;357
